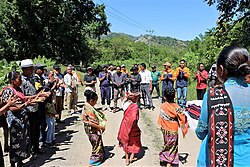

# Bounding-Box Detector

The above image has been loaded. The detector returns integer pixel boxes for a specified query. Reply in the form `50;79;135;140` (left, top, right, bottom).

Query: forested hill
102;32;188;48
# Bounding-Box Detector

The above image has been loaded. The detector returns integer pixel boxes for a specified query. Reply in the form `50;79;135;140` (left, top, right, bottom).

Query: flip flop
129;157;138;163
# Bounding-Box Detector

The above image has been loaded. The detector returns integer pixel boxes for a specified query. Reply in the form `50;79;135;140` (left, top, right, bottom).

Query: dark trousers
56;96;63;121
100;86;111;105
28;112;40;153
197;89;206;100
0;142;4;167
38;103;46;144
151;83;160;98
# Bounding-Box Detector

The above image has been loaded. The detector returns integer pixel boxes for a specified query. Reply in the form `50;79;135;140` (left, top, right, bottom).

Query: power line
98;0;153;31
106;10;147;31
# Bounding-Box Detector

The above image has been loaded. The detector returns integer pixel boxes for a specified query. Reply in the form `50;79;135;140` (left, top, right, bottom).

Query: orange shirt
158;102;186;132
175;67;190;78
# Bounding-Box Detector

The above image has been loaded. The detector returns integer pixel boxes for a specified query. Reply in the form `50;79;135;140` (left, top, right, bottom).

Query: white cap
121;64;126;67
21;59;34;68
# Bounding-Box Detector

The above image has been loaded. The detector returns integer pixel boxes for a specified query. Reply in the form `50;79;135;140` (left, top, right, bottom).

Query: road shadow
23;115;79;167
179;152;189;164
103;145;115;163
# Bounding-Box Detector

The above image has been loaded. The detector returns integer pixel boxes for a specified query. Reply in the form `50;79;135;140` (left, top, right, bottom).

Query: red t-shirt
196;70;208;89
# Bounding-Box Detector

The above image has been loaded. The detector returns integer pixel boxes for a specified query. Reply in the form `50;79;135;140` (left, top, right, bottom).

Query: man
110;65;116;100
112;66;126;113
20;59;40;157
139;63;154;111
129;66;141;93
175;59;190;108
64;66;78;113
194;63;208;100
150;65;161;99
53;64;65;123
83;67;97;92
121;64;130;93
160;62;176;103
98;65;112;111
34;63;47;147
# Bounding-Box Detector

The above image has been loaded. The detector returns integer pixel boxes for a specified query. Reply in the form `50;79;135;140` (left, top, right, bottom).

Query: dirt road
1;86;200;167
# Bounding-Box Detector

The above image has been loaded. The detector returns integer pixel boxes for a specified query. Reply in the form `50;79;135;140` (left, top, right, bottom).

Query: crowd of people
0;59;83;167
1;45;250;167
82;46;250;167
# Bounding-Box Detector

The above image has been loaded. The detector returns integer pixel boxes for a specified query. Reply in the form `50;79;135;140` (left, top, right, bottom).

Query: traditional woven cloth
207;85;234;167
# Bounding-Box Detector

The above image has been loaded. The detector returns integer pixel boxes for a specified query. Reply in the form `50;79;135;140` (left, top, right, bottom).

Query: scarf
207;85;234;167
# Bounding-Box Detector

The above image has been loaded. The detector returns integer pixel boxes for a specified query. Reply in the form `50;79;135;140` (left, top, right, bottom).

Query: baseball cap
121;64;126;67
151;65;156;69
87;66;93;70
102;64;108;69
163;62;171;67
53;64;60;69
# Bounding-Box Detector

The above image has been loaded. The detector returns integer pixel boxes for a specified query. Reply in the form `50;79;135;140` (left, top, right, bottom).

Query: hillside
102;32;189;48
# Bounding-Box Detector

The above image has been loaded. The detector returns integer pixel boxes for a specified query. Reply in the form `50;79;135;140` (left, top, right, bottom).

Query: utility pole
146;30;154;67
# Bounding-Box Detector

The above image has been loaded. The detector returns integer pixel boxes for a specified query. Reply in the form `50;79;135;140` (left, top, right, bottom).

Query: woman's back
225;77;250;166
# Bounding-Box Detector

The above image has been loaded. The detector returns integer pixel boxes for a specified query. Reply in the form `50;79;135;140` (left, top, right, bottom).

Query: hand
55;114;59;118
99;126;105;132
6;95;18;107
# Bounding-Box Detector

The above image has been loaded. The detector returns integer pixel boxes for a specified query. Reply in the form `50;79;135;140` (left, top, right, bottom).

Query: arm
195;92;208;140
137;74;142;83
184;68;190;78
200;71;208;80
169;71;176;81
98;72;106;82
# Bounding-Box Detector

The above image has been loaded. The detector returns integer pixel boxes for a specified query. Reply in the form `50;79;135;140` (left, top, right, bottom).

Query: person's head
199;63;205;71
66;66;72;74
151;66;156;72
140;63;146;70
116;66;121;73
87;67;93;75
21;59;34;77
102;65;108;71
35;64;46;76
84;90;98;106
8;71;22;87
127;92;140;103
134;64;138;68
130;66;138;74
47;70;54;79
164;87;175;103
216;46;250;83
53;65;61;74
180;59;186;68
163;62;171;70
121;64;126;70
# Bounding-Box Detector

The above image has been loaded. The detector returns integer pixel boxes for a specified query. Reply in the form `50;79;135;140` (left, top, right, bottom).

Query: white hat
121;64;126;67
21;59;34;68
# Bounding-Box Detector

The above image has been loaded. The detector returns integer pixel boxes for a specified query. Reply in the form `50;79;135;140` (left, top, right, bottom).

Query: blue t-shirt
98;71;111;87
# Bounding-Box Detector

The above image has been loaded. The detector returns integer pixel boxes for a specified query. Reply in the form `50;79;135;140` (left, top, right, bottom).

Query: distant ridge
102;32;189;48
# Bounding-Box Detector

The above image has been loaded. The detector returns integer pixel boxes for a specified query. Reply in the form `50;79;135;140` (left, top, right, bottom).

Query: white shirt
139;69;152;84
64;73;78;93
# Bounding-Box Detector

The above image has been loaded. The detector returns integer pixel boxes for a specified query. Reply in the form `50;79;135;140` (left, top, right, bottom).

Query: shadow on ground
23;115;79;167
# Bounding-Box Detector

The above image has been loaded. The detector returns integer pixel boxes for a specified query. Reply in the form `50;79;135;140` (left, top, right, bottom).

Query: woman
84;67;97;92
82;90;106;166
1;71;35;167
158;87;188;167
0;94;18;167
118;92;142;166
195;46;250;166
194;63;208;100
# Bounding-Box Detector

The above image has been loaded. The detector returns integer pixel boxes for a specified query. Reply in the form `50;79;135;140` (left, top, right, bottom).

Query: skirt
159;128;179;165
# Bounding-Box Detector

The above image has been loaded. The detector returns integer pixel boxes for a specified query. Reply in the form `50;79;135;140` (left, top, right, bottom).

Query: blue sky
94;0;219;40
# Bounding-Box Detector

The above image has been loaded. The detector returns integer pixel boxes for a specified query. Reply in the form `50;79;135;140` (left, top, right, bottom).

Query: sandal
126;160;130;166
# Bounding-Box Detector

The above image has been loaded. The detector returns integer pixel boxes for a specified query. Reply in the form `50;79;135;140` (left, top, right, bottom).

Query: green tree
0;0;110;63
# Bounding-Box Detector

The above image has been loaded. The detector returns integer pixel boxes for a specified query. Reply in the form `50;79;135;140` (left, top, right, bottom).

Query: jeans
46;116;55;144
177;87;187;108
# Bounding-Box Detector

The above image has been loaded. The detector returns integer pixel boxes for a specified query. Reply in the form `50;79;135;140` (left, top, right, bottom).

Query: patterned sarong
207;85;234;167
